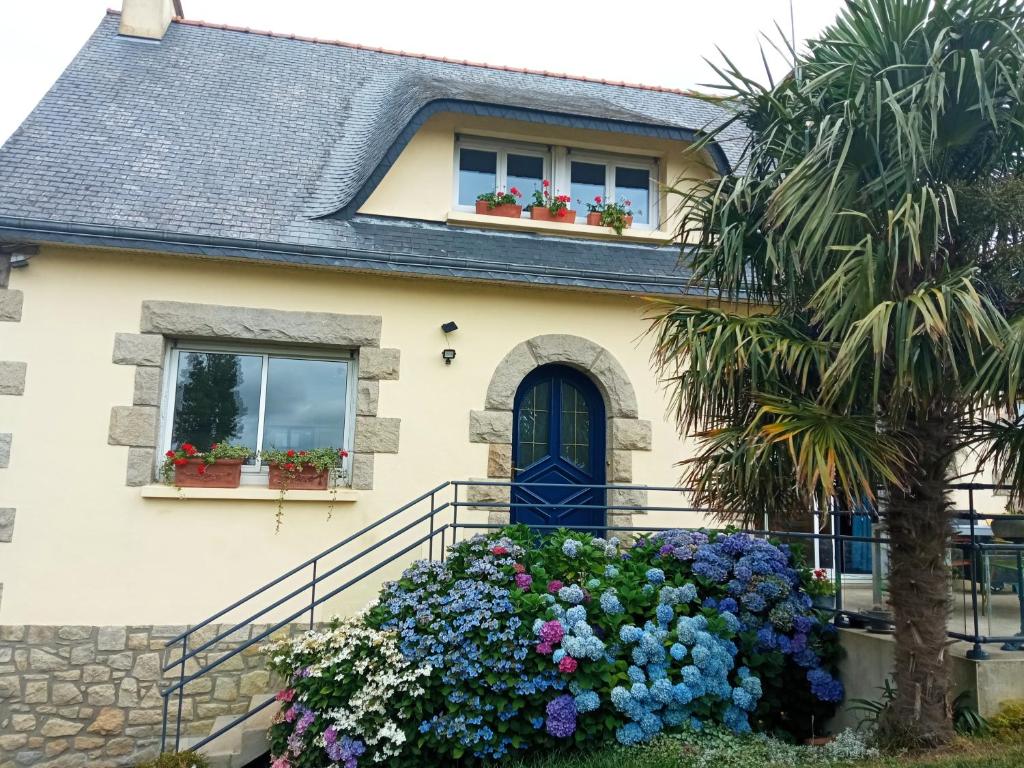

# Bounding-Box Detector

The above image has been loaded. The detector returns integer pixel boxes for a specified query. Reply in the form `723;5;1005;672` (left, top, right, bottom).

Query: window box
474;200;522;218
173;458;244;488
586;212;632;229
267;463;330;491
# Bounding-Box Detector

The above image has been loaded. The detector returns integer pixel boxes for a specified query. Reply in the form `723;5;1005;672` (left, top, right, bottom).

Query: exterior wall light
441;321;458;365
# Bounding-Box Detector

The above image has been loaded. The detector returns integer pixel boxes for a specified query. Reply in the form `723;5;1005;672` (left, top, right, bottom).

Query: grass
509;735;1024;768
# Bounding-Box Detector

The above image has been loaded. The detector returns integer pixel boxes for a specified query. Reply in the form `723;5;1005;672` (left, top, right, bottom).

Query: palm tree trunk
879;415;955;747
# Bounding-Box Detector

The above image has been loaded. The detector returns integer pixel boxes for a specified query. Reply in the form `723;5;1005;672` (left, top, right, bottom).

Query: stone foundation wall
0;623;307;768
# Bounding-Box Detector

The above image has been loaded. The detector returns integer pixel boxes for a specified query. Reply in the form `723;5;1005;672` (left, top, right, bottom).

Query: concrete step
179;694;279;767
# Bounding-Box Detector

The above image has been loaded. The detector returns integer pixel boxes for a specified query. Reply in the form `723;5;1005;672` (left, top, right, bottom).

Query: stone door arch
468;334;652;529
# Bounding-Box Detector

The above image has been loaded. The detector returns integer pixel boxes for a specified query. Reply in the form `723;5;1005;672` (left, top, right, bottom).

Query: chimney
119;0;184;41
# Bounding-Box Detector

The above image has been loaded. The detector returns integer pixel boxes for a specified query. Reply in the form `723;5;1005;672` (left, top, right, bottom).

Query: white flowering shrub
264;616;431;767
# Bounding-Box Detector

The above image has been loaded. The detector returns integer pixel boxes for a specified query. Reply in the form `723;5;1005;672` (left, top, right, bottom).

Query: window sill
446;211;675;244
139;485;362;502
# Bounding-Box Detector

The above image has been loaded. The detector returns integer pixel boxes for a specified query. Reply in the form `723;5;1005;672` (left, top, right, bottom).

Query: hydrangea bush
264;527;843;766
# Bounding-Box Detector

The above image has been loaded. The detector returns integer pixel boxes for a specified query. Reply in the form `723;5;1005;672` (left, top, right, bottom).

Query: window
454;136;659;229
569;158;654;225
161;345;356;481
455;138;549;214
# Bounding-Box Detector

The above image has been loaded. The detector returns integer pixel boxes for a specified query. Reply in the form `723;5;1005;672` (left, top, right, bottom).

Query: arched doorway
512;364;606;531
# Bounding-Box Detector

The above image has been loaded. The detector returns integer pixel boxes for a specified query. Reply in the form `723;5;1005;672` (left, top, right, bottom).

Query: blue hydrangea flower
562;539;582;558
558;584;585;605
600;590;624;616
645;568;666;585
574;690;600;714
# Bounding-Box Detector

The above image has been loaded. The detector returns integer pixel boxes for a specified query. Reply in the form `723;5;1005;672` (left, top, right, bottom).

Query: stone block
212;677;238;702
0;433;10;468
82;665;111;684
356;380;379;416
106;653;133;671
29;649;66;672
350;453;374;490
11;714;36;731
51;683;83;706
590;350;639;418
487;444;512;479
112;333;164;366
357;347;400;380
40;718;82;738
24;680;47;703
0;509;14;543
141;301;382;348
86;685;116;706
0;625;25;642
57;625;91;640
611;418;652;451
69;645;95;665
0;361;26;396
527;334;602;369
132;366;162;406
26;627;55;644
484;342;537;411
123;448;156;488
610;450;633;483
73;736;105;750
116;678;138;707
0;289;23;322
97;627;127;652
238;670;270;696
126;708;162;725
0;675;20;699
107;406;158;448
103;737;135;757
0;734;27;751
353;416;400;453
466;480;510;514
468;410;512;444
86;707;125;735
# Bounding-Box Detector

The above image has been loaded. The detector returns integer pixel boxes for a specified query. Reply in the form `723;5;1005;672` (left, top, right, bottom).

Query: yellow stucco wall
357;112;718;235
0;247;711;626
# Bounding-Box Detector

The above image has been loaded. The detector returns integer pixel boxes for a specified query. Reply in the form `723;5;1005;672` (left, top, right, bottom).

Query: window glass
507;153;544;203
517;380;550;468
571;161;606;219
615;166;650;224
171;351;263;457
559;381;590;471
458;148;497;206
262;358;348;452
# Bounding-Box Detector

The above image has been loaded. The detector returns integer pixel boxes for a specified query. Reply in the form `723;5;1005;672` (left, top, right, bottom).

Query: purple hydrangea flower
545;694;577;738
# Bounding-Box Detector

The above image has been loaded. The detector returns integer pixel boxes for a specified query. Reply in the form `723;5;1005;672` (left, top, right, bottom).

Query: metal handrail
160;479;1024;756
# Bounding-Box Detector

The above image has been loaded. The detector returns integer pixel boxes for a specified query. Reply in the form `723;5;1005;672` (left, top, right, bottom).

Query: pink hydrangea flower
271;757;291;768
275;688;295;702
513;563;526;574
515;573;533;590
558;656;578;674
536;642;554;655
547;580;564;594
539;619;565;645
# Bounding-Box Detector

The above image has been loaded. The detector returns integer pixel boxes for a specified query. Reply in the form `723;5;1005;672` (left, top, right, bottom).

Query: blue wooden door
512;365;605;532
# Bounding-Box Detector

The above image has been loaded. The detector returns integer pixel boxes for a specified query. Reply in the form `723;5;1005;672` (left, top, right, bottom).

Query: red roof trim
105;8;701;98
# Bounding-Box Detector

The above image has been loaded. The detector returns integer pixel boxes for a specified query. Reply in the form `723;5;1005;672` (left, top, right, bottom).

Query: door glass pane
615;166;650;224
571;161;606;221
507;153;544;204
559;381;591;471
517;380;550;468
262;358;348;451
458;148;497;206
171;351;263;458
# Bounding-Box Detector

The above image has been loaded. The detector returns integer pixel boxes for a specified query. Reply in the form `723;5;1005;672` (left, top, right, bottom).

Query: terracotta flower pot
530;206;554;221
586;211;602;226
475;200;522;218
268;464;330;491
174;458;243;488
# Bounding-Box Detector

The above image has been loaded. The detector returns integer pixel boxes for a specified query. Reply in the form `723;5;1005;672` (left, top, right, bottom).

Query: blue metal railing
159;480;1024;755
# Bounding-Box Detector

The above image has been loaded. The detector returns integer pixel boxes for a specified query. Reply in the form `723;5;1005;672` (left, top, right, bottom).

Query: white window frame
563;150;660;230
453;136;551;216
158;341;358;485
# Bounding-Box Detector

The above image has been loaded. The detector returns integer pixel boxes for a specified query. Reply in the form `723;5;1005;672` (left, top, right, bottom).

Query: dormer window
454;136;658;229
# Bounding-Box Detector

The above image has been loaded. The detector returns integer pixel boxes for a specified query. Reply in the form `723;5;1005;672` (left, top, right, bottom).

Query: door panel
512;365;605;532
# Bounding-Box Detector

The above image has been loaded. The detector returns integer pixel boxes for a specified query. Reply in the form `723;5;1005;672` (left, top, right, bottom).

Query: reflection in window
507;153;544;202
171;351;263;457
458;148;497;206
517;381;550;468
262;358;349;452
571;161;605;220
615;166;650;224
559;381;590;470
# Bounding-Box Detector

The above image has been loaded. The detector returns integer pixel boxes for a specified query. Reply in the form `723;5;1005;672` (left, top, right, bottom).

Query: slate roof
0;11;744;296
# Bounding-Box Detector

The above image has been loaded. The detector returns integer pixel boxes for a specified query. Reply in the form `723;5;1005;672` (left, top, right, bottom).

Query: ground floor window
161;344;356;477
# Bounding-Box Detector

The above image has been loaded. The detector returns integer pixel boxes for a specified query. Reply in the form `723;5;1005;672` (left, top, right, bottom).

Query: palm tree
650;0;1024;747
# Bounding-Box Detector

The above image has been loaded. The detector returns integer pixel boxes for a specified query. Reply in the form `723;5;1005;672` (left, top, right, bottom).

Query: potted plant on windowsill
162;442;253;488
527;180;573;223
260;447;348;491
581;196;637;234
259;447;349;531
806;567;837;610
475;188;523;218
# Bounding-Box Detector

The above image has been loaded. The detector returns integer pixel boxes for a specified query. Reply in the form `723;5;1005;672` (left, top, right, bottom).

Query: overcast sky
0;0;847;145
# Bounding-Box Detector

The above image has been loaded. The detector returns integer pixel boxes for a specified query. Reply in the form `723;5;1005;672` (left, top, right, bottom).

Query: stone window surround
108;300;401;491
467;334;652;530
1;282;24;609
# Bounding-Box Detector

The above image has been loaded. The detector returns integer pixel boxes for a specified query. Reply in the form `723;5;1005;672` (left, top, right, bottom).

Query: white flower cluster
265;616;432;763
